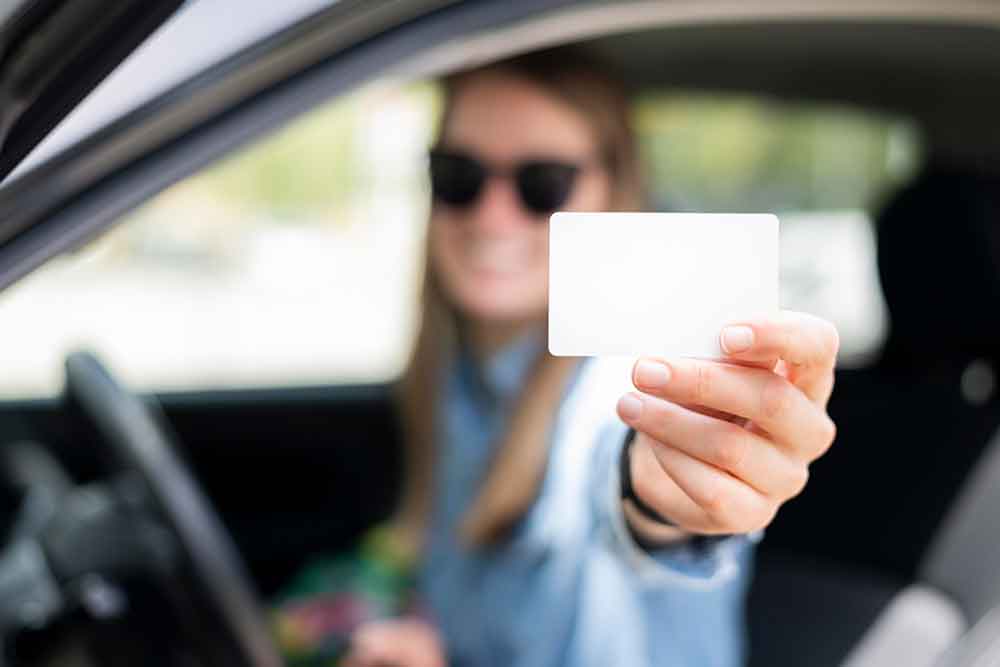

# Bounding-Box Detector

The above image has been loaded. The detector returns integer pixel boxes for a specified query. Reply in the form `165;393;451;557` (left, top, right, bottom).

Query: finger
619;393;808;498
646;438;776;534
630;358;835;460
674;400;741;424
396;621;445;667
719;311;839;404
346;635;428;667
351;625;410;666
352;623;443;667
628;432;709;528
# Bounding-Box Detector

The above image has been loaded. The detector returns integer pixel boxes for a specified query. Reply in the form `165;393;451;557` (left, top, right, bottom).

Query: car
0;1;998;665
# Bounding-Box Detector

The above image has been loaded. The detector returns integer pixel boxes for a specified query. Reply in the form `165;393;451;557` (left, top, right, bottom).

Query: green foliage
159;82;918;222
187;82;440;221
635;92;920;213
199;99;360;218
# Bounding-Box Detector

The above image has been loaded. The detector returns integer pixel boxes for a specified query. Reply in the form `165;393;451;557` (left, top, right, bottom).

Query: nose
470;175;533;233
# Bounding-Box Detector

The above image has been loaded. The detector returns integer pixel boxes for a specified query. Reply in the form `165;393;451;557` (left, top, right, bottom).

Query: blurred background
4;3;998;666
0;77;921;398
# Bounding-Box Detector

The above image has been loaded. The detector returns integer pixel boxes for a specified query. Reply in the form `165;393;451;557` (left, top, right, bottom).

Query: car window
0;81;439;398
636;92;922;365
0;82;920;399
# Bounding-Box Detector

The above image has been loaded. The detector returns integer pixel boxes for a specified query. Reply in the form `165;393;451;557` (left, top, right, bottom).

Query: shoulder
519;358;634;542
550;357;635;468
559;357;636;427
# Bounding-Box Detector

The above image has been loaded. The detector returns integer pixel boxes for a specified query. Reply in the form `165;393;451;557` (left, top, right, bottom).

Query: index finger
719;310;839;404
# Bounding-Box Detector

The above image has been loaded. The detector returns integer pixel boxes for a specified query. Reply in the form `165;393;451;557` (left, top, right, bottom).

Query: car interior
0;2;998;666
750;164;1000;665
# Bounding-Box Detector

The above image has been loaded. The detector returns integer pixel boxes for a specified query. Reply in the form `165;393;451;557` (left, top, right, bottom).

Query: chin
452;287;546;326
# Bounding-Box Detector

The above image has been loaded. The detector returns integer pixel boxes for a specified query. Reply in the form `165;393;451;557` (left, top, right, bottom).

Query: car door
0;0;576;595
3;3;999;666
0;24;429;595
0;74;431;590
0;0;183;178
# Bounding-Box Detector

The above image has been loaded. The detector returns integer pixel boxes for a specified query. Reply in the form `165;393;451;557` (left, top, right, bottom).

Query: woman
344;49;839;667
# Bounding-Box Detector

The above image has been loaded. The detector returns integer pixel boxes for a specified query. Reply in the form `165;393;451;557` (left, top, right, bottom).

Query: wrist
622;499;689;546
619;428;690;548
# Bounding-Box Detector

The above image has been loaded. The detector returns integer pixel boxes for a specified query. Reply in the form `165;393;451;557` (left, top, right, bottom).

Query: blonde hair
393;48;644;552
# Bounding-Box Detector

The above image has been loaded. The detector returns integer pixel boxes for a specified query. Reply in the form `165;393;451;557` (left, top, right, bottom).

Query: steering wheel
62;351;283;667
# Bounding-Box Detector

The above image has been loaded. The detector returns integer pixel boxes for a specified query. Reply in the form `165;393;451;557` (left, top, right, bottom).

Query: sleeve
590;420;760;590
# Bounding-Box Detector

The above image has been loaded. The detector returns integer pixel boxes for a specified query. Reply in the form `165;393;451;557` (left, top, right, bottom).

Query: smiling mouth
464;238;536;275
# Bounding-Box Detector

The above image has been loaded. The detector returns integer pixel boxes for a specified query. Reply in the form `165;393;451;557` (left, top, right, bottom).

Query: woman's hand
616;311;838;539
343;617;446;667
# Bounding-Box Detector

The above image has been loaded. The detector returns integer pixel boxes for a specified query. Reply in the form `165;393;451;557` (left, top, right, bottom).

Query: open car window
0;80;437;397
637;92;922;365
0;80;921;399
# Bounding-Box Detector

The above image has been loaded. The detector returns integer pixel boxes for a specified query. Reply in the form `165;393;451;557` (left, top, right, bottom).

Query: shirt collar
458;327;545;403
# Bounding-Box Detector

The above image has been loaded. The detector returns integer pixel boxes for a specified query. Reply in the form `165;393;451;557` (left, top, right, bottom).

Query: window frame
3;0;997;296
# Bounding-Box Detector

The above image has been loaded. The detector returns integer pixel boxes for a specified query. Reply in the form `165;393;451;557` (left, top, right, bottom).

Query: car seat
747;164;1000;667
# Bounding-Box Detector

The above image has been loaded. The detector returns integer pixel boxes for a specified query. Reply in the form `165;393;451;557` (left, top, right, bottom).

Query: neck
465;317;542;360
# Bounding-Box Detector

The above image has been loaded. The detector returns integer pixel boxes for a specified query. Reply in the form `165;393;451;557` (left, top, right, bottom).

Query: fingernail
618;393;643;421
634;359;671;388
721;325;754;354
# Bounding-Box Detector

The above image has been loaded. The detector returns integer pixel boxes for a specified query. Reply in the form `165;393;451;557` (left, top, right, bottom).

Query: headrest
876;165;1000;366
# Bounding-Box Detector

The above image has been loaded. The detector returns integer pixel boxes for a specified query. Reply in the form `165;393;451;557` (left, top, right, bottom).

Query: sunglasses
428;148;586;216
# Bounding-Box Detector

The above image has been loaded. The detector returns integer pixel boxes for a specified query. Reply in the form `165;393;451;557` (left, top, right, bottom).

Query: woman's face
429;71;612;326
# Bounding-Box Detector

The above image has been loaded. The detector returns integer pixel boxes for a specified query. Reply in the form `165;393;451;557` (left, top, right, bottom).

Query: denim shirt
419;332;756;667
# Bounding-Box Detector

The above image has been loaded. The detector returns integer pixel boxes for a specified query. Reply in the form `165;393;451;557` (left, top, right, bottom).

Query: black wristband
619;428;677;527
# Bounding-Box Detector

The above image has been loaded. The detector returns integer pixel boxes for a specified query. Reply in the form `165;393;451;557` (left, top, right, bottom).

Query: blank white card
548;212;778;358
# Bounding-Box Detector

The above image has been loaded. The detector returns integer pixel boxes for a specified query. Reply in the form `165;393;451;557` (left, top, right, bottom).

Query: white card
548;212;779;358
